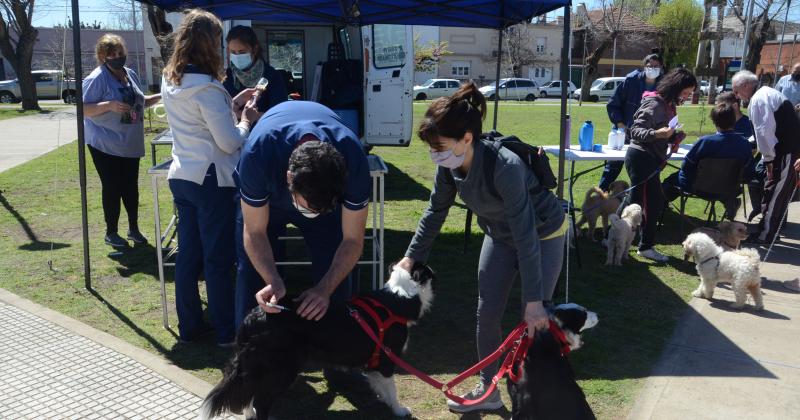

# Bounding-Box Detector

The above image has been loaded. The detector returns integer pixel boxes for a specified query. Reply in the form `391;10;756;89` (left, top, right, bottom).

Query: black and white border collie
199;263;435;419
508;303;599;420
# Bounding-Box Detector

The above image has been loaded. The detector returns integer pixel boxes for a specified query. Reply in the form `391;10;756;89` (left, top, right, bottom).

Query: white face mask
291;194;320;219
230;52;253;70
644;67;661;79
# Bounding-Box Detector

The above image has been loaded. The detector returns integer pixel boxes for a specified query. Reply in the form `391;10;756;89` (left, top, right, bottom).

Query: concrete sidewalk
629;201;800;420
0;288;215;418
0;109;77;173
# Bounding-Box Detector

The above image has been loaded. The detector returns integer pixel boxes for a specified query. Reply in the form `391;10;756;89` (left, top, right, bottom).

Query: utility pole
773;0;792;86
611;36;617;77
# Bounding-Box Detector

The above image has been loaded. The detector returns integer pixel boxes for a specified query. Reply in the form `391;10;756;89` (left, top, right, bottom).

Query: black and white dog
199;263;435;419
508;303;599;420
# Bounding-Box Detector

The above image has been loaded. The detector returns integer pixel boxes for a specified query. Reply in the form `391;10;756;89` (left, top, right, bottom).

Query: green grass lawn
0;102;725;419
0;108;57;120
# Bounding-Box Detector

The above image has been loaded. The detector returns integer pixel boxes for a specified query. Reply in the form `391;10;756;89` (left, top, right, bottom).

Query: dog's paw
754;304;765;311
392;406;412;417
730;302;745;310
692;289;705;298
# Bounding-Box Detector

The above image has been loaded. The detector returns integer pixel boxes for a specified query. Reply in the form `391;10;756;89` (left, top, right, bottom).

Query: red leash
349;298;572;406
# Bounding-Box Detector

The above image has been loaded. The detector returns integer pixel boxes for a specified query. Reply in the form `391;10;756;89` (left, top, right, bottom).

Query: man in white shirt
733;70;800;244
775;63;800;108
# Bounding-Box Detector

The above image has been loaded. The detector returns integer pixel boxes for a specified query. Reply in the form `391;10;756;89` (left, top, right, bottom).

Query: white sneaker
638;248;669;263
446;381;504;413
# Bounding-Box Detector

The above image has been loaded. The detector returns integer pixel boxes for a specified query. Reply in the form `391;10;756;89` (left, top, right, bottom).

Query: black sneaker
104;232;129;248
127;230;148;244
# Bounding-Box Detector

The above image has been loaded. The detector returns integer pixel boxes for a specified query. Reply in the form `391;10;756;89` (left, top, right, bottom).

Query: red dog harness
349;296;409;369
349;299;572;406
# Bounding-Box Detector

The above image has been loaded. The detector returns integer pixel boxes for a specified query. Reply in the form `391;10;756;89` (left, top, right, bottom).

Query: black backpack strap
482;140;502;200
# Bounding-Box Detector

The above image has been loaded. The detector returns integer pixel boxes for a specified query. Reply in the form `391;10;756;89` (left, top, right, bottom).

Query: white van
572;76;625;102
228;23;414;147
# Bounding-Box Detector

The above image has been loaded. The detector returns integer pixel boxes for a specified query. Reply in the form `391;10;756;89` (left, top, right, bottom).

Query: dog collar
700;253;721;266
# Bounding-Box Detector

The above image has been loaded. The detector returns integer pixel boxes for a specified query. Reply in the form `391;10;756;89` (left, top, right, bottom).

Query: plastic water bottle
607;128;617;150
579;121;594;151
615;129;626;150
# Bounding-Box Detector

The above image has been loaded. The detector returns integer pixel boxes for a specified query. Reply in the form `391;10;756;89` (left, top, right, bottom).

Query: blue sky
33;0;800;29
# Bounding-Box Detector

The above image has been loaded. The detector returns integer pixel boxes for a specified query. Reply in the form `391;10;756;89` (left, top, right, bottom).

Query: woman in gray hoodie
394;82;567;413
625;68;696;262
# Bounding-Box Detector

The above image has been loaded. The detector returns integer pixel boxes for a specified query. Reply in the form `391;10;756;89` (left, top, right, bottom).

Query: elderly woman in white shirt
161;9;261;347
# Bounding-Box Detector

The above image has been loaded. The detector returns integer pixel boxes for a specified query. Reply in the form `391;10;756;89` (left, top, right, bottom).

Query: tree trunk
146;5;173;63
17;63;38;110
744;15;772;72
580;33;615;101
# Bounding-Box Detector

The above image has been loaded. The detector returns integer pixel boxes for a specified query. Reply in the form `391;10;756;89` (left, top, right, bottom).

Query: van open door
362;24;413;147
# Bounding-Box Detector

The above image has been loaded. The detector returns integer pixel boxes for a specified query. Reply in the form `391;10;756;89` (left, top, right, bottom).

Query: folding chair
676;158;745;231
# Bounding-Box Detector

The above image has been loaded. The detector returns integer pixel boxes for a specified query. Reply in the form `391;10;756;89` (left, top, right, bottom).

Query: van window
517;80;533;88
34;73;53;82
603;82;615;90
551;81;559;88
372;25;406;69
433;81;446;88
448;81;460;88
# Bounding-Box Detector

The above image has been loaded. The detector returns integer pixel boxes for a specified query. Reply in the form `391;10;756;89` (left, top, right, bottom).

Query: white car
413;78;461;100
698;80;724;96
572;77;625;102
538;80;577;98
479;78;538;101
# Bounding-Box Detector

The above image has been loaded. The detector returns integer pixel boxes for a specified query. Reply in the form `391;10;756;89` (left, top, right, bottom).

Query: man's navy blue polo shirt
236;101;370;212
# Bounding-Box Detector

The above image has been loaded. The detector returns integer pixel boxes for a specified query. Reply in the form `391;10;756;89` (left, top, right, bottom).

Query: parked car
0;70;76;104
413;78;461;100
698;80;724;96
571;77;625;102
479;78;538;101
538;80;577;98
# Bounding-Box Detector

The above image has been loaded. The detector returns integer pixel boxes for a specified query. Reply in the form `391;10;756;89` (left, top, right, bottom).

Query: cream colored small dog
605;204;642;266
682;232;763;311
685;222;749;261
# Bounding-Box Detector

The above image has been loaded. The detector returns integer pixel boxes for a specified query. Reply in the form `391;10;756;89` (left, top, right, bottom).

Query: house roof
573;7;658;33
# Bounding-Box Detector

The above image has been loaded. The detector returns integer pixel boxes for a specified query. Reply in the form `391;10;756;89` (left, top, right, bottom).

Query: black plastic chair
676;158;745;231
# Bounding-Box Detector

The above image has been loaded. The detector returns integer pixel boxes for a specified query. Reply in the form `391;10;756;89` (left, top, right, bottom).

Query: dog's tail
584;187;607;203
199;350;252;420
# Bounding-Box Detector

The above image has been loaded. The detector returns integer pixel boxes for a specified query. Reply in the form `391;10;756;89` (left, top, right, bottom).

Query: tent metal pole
557;3;571;199
493;28;503;130
71;0;91;289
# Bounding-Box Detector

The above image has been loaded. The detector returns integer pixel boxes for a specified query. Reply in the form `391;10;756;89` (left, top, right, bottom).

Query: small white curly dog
682;232;764;311
605;204;643;266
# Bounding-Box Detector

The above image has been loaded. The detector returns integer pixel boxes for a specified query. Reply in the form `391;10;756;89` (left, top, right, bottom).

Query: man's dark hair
643;53;663;67
710;102;736;131
656;67;697;105
288;141;347;214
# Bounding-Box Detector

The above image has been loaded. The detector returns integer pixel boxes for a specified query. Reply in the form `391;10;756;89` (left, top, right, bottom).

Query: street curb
0;287;214;399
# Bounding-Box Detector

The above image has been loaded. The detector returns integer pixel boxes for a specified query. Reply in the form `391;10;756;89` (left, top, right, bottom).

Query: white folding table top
542;144;693;162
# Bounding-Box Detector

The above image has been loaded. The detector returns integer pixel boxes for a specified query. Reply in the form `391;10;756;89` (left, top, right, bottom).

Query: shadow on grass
107;242;161;279
383;161;431;202
0;192;70;252
87;287;171;354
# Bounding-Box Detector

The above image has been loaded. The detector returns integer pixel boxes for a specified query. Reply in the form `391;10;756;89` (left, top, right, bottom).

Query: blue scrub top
236;101;370;213
82;65;145;158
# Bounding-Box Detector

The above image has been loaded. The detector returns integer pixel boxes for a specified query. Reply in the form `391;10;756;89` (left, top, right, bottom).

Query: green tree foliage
413;35;451;73
649;0;704;68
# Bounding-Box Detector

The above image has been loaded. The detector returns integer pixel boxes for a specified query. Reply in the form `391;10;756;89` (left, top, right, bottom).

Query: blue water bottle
579;121;594;151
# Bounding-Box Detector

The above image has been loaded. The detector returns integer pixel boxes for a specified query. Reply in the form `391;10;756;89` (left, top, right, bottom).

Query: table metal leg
152;176;169;330
379;173;385;288
372;174;378;290
151;143;156;167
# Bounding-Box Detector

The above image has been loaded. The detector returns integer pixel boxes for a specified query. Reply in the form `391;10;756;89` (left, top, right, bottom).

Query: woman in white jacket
161;9;260;347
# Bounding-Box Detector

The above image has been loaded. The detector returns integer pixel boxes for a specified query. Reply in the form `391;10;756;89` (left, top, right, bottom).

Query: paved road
629;201;800;419
0;289;215;419
0;108;77;173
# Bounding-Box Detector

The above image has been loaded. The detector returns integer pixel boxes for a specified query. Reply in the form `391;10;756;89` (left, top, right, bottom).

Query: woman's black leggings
624;147;664;251
88;145;140;235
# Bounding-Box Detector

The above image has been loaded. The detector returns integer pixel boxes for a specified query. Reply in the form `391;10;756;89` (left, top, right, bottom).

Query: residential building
571;4;660;83
437;16;564;87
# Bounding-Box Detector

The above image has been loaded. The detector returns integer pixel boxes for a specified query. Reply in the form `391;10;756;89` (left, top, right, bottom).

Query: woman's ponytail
418;81;487;149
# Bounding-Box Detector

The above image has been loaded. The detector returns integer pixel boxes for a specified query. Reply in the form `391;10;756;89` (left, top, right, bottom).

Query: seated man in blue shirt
663;102;754;219
235;101;370;326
